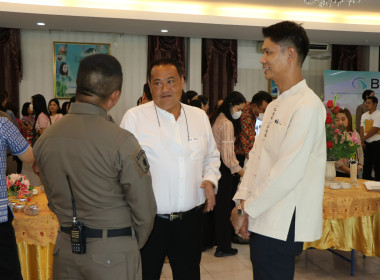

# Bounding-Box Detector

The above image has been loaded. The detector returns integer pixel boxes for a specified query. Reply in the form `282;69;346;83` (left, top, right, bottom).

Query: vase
325;161;336;183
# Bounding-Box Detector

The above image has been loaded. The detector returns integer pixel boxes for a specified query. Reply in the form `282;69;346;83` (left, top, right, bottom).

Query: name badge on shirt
188;137;199;142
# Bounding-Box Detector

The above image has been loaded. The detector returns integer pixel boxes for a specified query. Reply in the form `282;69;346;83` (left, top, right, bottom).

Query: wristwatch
237;205;245;216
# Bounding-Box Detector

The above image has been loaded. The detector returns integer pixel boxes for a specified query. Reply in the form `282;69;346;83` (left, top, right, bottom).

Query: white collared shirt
234;80;326;242
120;102;221;214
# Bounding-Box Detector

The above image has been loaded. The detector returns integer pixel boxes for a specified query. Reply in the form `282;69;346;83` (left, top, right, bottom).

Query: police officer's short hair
76;54;123;100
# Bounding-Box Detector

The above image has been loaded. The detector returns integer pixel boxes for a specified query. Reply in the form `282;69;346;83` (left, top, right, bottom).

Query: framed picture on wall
53;42;111;98
268;79;279;97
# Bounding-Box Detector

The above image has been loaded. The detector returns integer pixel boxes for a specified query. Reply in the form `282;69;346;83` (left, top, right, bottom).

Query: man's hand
231;206;246;234
231;202;250;240
201;180;215;212
238;215;250;240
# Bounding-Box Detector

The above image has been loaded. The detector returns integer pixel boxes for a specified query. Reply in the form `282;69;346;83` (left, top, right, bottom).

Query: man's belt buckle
170;212;182;221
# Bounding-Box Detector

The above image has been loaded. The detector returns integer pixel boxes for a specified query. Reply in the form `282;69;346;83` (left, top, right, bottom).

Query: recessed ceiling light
161;29;168;33
37;22;45;26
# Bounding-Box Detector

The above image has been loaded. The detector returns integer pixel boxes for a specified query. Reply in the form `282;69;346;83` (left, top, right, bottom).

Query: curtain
147;36;185;78
331;45;362;71
202;39;237;111
0;28;22;117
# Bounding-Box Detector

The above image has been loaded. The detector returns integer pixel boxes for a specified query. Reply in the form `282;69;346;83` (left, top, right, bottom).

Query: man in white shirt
120;58;221;280
360;96;380;181
231;21;326;280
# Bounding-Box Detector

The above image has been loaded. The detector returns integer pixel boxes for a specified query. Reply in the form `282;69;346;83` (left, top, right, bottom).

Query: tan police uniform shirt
34;102;157;248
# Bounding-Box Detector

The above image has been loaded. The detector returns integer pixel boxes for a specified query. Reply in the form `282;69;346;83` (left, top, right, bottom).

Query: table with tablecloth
12;188;59;280
303;177;380;257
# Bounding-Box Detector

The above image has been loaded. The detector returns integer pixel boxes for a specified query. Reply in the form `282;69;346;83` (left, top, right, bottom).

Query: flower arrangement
325;95;361;161
6;173;34;198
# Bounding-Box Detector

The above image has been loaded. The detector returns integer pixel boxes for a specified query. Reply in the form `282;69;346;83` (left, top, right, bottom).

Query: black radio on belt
67;175;86;254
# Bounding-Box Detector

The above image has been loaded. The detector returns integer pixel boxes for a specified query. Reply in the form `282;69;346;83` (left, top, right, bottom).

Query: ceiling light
304;0;360;7
161;29;168;33
37;22;46;26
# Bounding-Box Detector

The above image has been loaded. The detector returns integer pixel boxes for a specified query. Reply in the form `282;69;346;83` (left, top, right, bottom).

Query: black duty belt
157;206;201;221
60;226;132;238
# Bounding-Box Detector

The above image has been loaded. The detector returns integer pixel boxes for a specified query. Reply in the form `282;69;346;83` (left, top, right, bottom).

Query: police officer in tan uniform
34;54;157;280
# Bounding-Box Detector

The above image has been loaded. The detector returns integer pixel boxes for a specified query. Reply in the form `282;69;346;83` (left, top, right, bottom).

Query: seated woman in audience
210;91;246;257
334;107;364;177
48;98;63;123
31;94;51;137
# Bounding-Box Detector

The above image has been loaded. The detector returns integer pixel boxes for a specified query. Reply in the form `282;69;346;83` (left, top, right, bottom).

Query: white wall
20;29;332;124
235;40;268;100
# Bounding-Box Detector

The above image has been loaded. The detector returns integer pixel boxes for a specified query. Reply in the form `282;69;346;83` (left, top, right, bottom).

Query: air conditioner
309;43;329;52
256;41;329;53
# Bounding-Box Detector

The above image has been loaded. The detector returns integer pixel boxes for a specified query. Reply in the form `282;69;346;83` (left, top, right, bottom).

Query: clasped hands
230;202;250;240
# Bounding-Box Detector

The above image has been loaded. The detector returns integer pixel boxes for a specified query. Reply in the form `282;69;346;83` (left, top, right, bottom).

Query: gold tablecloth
12;189;59;280
304;178;380;257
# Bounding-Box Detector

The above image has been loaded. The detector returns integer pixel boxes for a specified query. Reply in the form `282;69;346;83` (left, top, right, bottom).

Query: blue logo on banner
352;77;367;89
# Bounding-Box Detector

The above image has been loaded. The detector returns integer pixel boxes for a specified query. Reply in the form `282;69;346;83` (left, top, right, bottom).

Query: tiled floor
160;244;380;279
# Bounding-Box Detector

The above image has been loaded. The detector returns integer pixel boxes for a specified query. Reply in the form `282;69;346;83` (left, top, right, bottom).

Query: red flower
327;141;334;149
327;100;334;108
331;106;340;115
326;115;333;124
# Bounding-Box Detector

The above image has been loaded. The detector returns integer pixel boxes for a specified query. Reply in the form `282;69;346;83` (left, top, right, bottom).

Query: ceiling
0;0;379;46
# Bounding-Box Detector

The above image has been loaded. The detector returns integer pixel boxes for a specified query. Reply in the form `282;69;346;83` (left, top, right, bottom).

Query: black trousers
250;212;303;280
140;208;201;280
363;140;380;181
213;161;235;251
0;207;23;280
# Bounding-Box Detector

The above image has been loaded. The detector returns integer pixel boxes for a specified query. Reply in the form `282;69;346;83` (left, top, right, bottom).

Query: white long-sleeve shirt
121;102;221;214
234;80;326;242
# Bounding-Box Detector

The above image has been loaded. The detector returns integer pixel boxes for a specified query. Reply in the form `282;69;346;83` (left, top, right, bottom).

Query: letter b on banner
371;79;379;89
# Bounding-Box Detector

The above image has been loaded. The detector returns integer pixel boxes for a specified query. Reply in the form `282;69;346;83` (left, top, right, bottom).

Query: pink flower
334;129;341;135
350;132;361;145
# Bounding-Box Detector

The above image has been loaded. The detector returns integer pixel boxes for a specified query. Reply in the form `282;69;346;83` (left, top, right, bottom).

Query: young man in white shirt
231;21;326;280
120;58;221;280
360;96;380;181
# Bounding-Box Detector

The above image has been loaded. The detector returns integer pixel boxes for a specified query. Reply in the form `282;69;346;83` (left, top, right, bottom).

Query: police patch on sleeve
136;150;150;174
